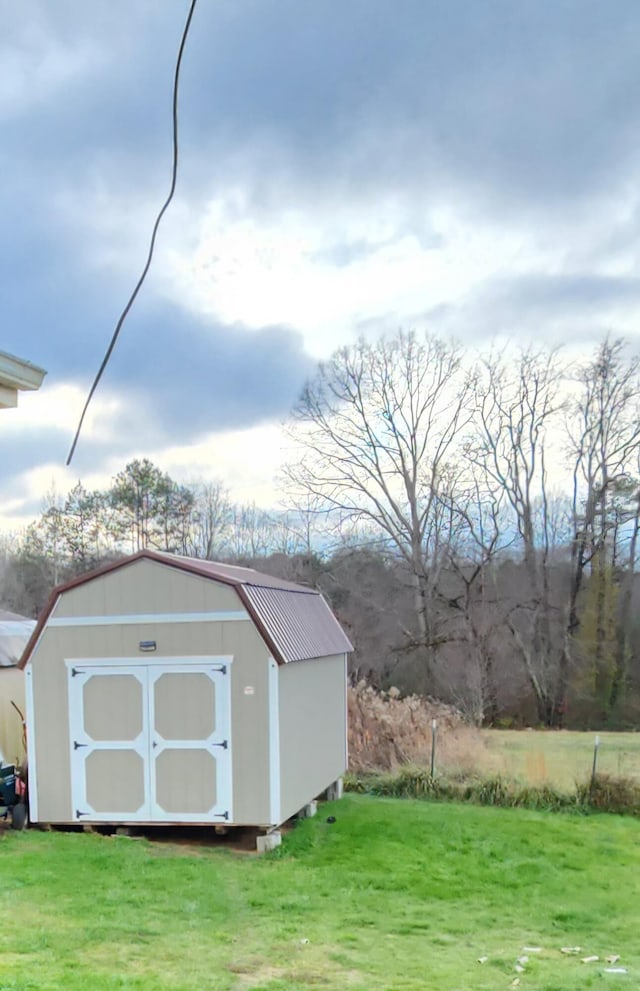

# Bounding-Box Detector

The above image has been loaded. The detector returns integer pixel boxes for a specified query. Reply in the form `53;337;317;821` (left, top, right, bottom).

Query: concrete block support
257;831;282;853
326;777;344;801
299;800;318;819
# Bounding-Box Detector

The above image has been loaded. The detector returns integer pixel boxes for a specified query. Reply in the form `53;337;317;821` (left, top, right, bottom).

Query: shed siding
278;653;347;823
55;558;241;617
30;561;272;825
0;667;25;763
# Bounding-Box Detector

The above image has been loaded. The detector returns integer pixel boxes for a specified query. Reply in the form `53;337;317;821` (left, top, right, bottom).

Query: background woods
3;333;640;730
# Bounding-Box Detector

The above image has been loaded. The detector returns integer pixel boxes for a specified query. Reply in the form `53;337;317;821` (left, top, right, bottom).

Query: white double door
69;661;231;823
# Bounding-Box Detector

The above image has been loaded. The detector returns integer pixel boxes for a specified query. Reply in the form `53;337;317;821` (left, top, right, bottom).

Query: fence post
590;735;601;793
430;719;437;777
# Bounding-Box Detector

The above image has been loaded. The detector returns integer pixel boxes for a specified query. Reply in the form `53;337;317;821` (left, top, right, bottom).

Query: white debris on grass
604;968;628;974
477;956;489;964
605;955;620;964
561;947;582;955
517;956;529;965
514;964;525;974
581;956;599;963
522;947;542;953
510;979;520;988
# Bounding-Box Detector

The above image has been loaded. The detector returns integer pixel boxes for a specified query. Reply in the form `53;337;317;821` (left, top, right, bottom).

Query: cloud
106;302;313;440
4;0;640;526
422;272;640;345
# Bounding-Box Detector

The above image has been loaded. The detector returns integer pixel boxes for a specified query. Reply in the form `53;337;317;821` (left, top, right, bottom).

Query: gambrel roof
19;550;352;667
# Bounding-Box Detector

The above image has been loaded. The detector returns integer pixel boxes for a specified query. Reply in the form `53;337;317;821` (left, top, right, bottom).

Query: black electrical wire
66;0;199;465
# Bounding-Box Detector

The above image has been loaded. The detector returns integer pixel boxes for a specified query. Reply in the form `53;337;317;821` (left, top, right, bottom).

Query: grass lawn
1;795;639;991
480;729;640;789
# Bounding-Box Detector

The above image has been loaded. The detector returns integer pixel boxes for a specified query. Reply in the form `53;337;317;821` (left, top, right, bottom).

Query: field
479;730;640;789
1;795;640;991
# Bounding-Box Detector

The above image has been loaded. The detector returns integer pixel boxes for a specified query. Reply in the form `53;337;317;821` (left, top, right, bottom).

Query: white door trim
267;658;281;826
50;612;249;628
24;664;37;822
65;655;233;670
66;657;233;824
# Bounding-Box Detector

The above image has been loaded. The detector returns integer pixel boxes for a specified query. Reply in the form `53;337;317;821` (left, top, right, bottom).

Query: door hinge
214;811;229;820
73;741;88;750
71;667;85;677
211;739;228;750
76;809;88;819
211;664;227;675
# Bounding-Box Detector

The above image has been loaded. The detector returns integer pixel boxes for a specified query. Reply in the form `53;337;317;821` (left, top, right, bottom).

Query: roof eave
0;351;47;392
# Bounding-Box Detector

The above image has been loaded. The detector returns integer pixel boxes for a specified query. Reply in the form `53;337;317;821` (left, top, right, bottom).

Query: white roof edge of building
0;350;47;392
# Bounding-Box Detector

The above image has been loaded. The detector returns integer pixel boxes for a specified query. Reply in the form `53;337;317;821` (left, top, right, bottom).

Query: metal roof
0;618;36;667
19;550;353;667
162;554;315;593
243;585;353;664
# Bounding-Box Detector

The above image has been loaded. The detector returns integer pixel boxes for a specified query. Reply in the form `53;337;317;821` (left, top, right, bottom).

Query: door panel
85;749;146;815
148;665;231;822
153;671;216;741
69;666;149;823
84;673;144;741
155;748;217;814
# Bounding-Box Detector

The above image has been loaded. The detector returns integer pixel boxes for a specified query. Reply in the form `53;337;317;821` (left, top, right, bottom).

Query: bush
347;682;486;773
576;773;640;815
345;769;639;816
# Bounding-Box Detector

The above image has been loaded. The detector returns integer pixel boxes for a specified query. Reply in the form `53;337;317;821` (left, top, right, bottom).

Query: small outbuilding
21;551;352;829
0;612;37;764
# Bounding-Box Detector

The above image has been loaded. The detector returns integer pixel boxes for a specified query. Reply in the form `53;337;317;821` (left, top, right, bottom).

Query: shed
20;551;352;829
0;612;37;764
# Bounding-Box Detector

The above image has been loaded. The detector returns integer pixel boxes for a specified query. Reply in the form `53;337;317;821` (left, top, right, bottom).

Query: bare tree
228;503;277;560
444;477;511;724
283;331;473;681
565;338;640;717
471;346;566;724
186;481;232;559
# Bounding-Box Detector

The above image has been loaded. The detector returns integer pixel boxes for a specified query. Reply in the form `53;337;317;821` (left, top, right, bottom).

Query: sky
3;0;640;528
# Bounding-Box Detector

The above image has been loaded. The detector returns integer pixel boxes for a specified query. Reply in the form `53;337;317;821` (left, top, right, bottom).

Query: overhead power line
67;0;199;465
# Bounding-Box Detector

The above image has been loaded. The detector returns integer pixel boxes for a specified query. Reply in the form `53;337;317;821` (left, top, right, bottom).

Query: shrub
345;769;639;816
576;773;640;815
347;682;486;773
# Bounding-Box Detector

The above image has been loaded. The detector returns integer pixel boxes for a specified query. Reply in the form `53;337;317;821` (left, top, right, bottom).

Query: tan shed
20;551;351;829
0;612;37;765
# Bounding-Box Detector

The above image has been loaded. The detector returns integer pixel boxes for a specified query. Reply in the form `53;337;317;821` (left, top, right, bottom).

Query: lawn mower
0;763;27;829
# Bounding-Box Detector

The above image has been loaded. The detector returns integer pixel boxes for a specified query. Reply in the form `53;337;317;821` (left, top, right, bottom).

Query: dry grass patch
347;682;485;773
480;729;640;788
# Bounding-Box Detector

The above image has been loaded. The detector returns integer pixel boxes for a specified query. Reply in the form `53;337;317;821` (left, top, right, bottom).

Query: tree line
1;332;640;729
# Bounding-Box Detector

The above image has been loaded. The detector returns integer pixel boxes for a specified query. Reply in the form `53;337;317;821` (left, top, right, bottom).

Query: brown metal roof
161;554;315;593
243;585;353;663
19;550;352;668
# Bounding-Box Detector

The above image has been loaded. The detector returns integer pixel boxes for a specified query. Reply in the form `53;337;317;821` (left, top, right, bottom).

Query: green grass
481;729;640;788
1;797;640;990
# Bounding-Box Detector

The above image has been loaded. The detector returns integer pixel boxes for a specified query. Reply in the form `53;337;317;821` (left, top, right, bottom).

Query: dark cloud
104;302;313;439
7;1;640;213
0;304;312;507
